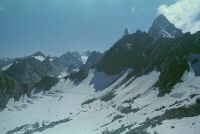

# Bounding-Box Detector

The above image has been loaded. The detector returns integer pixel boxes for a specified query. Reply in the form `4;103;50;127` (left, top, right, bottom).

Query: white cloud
131;7;135;13
158;0;200;34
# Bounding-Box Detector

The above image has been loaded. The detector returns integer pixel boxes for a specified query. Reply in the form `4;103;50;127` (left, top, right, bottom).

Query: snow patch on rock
1;63;13;71
81;55;88;64
32;55;46;62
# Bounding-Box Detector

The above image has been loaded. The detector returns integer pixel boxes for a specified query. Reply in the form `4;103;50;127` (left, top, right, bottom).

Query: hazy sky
0;0;175;58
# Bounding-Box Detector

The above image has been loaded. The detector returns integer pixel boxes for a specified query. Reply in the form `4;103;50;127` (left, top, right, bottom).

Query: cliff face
96;30;200;96
148;15;183;39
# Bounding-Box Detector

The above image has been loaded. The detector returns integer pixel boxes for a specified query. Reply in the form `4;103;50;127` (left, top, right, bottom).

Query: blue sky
0;0;174;58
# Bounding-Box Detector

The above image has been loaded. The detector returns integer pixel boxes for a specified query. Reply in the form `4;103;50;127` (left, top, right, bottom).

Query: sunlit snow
1;63;13;71
0;69;200;134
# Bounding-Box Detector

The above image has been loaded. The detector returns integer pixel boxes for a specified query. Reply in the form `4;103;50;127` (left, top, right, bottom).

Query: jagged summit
56;51;84;73
31;51;46;57
82;51;92;57
82;51;103;70
148;14;183;39
30;51;46;62
123;28;130;37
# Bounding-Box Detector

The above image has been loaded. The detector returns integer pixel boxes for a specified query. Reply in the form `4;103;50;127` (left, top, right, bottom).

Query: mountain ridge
96;16;200;96
0;50;95;108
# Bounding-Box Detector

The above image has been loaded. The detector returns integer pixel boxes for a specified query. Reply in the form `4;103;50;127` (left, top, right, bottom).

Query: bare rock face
148;14;183;39
123;28;130;37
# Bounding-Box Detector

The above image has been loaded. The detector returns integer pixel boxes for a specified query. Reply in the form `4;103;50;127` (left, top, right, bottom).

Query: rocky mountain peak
148;14;183;39
123;28;130;37
32;51;46;57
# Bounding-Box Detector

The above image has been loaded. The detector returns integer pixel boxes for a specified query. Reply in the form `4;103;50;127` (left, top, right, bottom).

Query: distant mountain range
0;50;103;108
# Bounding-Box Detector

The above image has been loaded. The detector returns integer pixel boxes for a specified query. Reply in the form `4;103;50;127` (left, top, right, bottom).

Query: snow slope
1;63;13;71
0;68;200;134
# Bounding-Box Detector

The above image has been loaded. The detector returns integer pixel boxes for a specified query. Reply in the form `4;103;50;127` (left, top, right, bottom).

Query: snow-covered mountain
31;51;47;62
1;14;200;134
0;51;93;109
3;51;62;86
